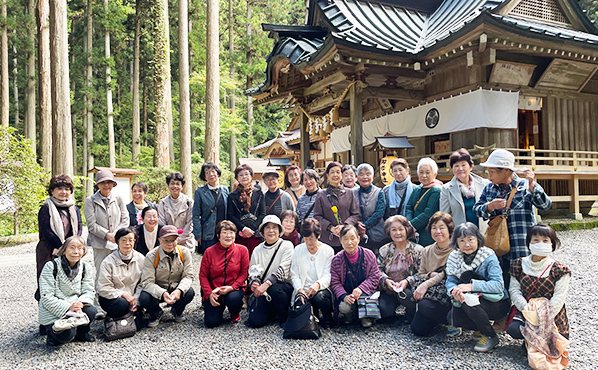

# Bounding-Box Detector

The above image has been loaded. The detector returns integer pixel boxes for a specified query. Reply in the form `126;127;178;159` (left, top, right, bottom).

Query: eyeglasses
120;238;136;243
264;225;280;231
161;238;178;244
67;246;85;252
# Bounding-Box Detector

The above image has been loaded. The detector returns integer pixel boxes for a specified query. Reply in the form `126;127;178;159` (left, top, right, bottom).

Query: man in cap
474;149;552;279
140;225;195;327
262;170;295;219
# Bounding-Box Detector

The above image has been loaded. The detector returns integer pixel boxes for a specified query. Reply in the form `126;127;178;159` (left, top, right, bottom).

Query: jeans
247;282;293;328
139;287;195;320
46;305;97;345
410;299;451;336
447;298;510;338
203;289;244;328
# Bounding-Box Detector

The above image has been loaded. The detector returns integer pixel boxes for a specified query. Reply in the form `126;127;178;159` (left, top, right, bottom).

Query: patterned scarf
446;246;494;279
46;197;78;243
238;182;254;212
458;176;476;199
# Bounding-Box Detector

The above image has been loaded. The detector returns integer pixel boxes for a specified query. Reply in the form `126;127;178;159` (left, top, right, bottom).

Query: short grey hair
356;163;374;176
450;222;484;250
56;235;88;257
417;157;438;175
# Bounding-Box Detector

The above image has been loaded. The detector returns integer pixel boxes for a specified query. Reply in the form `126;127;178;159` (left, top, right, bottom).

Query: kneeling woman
97;227;145;329
446;223;510;352
199;221;249;328
290;218;335;327
38;236;96;346
330;225;380;328
247;215;294;327
507;224;571;340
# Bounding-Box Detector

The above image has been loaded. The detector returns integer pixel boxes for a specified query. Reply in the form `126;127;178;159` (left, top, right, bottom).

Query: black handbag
283;293;321;340
104;311;137;341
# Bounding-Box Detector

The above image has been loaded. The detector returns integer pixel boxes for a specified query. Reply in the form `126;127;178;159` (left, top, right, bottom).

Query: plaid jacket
473;174;552;263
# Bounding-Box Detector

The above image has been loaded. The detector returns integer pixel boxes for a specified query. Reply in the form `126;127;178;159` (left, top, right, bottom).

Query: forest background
0;0;597;235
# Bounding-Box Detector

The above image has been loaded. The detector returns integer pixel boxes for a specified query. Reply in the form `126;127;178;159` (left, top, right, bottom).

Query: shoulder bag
104;311;137;341
283;293;321;339
506;262;553;328
484;184;518;257
357;292;381;320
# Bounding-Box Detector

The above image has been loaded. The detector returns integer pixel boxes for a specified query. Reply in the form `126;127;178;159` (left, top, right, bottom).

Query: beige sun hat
95;170;117;186
259;214;283;234
480;149;517;172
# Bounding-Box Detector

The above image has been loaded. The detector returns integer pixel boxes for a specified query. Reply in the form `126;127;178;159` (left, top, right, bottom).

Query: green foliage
0;127;48;236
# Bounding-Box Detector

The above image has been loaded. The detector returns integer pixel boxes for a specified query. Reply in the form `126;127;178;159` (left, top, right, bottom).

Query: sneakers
147;311;163;328
361;318;373;328
472;330;482;340
172;308;186;323
230;313;241;323
474;335;499;352
52;315;90;333
446;326;462;337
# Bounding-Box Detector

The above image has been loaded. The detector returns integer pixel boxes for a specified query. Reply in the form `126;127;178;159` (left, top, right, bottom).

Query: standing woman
228;164;266;256
296;169;320;227
446;223;509;352
158;172;195;250
126;182;153;227
284;165;305;207
39;236;96;346
199;221;249;328
314;162;359;253
377;215;423;322
134;205;163;256
405;158;441;246
383;158;414;218
84;170;129;289
354;163;387;255
440;149;489;233
192;162;229;254
97;227;145;328
36;175;83;302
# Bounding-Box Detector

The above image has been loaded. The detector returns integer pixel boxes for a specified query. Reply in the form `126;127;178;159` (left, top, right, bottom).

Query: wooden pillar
350;83;363;165
569;174;582;220
300;111;310;170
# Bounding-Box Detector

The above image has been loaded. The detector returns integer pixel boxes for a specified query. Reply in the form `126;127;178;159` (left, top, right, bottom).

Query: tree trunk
71;51;77;174
152;0;171;168
189;18;196;155
205;0;219;165
142;80;147;146
131;0;141;164
246;1;253;156
49;0;73;177
12;32;18;129
26;0;36;154
178;0;192;194
167;77;174;164
37;0;52;169
1;0;9;127
105;0;115;168
229;0;236;177
85;0;93;195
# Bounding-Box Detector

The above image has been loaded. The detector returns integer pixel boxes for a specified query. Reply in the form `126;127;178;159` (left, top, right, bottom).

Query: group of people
35;148;570;363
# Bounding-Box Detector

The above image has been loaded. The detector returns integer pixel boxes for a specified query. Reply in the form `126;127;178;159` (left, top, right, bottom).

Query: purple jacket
313;185;359;248
330;247;380;300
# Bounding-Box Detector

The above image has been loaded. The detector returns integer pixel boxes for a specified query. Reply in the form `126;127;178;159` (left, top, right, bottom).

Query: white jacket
290;242;334;301
440;174;489;234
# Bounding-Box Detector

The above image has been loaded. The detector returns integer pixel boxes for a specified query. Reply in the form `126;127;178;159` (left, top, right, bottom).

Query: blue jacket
446;248;508;300
192;184;229;241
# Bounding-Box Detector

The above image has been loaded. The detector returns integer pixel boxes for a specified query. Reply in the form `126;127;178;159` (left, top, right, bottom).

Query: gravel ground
0;229;596;369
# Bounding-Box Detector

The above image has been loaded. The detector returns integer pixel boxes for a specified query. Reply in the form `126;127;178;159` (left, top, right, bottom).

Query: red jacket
199;242;249;300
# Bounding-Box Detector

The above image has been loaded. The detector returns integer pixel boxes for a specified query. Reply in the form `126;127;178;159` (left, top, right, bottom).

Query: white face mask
529;242;552;257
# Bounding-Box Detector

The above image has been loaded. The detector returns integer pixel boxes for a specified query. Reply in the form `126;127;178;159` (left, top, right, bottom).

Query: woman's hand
343;294;356;305
306;282;320;298
351;287;363;300
451;283;473;303
209;290;220;307
297;289;306;304
384;279;396;293
106;233;116;243
413;283;428;301
254;282;269;297
122;292;136;308
170;289;182;302
241;227;254;238
330;225;342;237
487;199;506;212
396;280;409;291
523;168;536;191
357;222;366;237
68;301;83;313
162;291;174;304
250;282;259;293
219;286;233;295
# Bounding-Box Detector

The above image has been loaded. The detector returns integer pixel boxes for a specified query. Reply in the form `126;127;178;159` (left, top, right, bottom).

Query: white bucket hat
480;149;517;172
259;214;283;234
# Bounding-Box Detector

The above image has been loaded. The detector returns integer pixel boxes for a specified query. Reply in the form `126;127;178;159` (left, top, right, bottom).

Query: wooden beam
303;71;347;96
300;111;310;170
350;83;363;165
362;65;425;79
363;86;424;101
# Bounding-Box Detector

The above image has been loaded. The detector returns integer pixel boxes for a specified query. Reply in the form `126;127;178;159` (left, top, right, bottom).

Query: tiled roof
249;129;301;152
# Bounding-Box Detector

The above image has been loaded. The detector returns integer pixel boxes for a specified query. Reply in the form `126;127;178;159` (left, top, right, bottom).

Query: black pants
247;282;293;328
203;288;244;328
309;289;333;324
447;298;510;338
507;318;525;339
99;296;133;318
410;299;451;336
380;290;403;319
139;287;195;320
46;305;97;345
200;238;218;254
